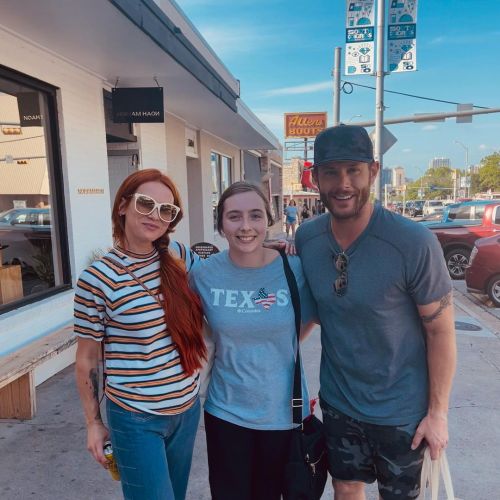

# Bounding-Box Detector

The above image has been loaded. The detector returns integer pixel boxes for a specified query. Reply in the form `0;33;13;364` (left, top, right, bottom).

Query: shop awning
1;0;280;150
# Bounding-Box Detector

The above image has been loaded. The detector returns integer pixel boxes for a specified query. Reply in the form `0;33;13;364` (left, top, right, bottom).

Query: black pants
204;411;293;500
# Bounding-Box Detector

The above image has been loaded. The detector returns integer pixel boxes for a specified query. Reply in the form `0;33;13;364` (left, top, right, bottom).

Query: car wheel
487;274;500;307
445;248;471;280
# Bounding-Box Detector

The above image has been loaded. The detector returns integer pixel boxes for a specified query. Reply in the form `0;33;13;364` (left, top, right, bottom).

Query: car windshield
429;201;443;206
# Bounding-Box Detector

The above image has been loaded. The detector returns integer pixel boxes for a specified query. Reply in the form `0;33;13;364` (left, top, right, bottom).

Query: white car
422;200;444;217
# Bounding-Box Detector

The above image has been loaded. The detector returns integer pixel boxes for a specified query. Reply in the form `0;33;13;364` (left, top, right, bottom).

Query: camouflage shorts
320;399;426;500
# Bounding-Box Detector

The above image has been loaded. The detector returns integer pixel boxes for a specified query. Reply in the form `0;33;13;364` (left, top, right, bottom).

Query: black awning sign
17;92;43;127
112;87;164;123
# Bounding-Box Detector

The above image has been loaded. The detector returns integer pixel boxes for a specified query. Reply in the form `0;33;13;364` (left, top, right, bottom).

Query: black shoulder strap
279;249;303;426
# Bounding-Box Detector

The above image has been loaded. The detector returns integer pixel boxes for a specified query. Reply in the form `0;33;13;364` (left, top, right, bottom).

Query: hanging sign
112;87;164;123
345;0;375;75
284;112;327;139
17;92;43;127
388;0;418;72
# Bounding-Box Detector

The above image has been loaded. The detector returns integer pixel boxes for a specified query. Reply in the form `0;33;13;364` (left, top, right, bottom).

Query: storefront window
211;152;232;230
0;67;69;311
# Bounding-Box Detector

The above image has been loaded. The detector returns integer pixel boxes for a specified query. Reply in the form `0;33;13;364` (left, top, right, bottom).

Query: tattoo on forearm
421;292;452;323
89;368;102;422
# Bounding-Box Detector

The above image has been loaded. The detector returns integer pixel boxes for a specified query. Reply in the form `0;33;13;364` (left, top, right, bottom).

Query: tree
478;152;500;192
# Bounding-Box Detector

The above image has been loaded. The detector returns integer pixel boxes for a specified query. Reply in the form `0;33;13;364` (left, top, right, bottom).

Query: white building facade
0;0;280;387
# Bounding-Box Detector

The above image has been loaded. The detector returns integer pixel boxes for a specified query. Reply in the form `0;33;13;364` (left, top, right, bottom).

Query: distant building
282;158;302;196
392;166;405;188
381;168;392;187
429;157;451;169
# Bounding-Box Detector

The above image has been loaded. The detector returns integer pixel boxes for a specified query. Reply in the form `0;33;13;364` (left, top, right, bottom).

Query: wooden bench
0;325;76;419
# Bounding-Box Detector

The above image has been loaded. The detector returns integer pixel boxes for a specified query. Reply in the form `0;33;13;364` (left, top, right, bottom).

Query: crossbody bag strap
107;256;163;308
279;249;303;426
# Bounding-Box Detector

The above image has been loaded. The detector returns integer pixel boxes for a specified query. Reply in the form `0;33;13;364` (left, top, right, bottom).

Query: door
107;153;138;209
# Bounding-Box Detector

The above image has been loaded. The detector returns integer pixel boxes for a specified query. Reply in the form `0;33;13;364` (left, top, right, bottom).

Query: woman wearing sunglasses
75;169;206;500
189;182;316;500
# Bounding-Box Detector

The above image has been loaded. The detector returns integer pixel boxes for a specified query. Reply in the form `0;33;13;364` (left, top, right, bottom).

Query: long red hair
111;168;206;375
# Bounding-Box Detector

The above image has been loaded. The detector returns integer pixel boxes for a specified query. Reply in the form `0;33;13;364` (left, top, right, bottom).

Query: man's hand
87;421;110;468
411;411;448;460
263;239;297;255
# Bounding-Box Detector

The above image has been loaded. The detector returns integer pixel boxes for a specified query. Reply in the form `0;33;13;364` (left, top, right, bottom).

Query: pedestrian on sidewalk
284;199;298;239
75;169;206;500
300;203;311;223
295;125;457;500
189;182;316;500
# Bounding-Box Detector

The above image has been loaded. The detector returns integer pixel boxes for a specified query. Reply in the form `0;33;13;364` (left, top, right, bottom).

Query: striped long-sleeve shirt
74;243;200;415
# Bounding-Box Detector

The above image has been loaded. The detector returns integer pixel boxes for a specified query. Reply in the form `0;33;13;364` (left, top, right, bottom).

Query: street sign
456;103;473;123
369;126;397;155
388;0;418;73
345;1;375;75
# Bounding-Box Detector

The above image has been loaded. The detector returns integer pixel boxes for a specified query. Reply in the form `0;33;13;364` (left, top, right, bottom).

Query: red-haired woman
75;169;206;500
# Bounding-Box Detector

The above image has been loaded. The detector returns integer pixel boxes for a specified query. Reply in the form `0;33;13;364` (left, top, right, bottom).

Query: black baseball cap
313;124;374;167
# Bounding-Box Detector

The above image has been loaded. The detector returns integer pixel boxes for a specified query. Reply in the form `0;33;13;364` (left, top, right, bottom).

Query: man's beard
319;185;371;220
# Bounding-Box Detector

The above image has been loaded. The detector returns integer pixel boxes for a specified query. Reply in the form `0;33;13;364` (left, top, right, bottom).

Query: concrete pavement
1;282;499;499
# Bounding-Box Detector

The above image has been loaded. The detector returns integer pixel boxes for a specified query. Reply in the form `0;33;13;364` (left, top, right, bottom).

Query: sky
175;0;500;181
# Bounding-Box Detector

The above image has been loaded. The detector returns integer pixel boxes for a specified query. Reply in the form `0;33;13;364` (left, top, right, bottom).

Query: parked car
422;200;445;217
408;200;425;217
0;208;51;227
0;208;52;269
465;235;500;307
429;202;500;279
421;200;496;228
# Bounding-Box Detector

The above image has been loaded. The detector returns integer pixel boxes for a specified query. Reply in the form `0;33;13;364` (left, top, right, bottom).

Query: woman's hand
263;239;297;255
87;421;110;468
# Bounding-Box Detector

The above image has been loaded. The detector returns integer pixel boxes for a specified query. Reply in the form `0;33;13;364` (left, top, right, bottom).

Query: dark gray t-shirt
295;204;452;425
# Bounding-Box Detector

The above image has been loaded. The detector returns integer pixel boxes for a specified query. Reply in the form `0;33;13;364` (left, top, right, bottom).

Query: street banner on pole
388;0;418;73
345;1;375;75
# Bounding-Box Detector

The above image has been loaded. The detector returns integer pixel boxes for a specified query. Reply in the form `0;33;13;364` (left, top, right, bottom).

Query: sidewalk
1;284;499;499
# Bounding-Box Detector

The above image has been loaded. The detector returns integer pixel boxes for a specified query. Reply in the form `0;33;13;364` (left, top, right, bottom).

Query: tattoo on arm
420;292;452;324
89;368;102;422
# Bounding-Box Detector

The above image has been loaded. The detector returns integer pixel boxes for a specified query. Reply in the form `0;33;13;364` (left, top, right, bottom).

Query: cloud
427;31;500;47
402;148;412;153
252;109;285;131
479;144;488;150
261;81;332;97
195;25;280;58
422;125;437;131
429;36;446;45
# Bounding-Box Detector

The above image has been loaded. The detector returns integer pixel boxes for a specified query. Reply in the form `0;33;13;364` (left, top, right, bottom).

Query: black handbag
279;251;328;500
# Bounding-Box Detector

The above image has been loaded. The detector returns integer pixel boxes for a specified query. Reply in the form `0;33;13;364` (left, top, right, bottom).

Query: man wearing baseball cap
295;124;456;500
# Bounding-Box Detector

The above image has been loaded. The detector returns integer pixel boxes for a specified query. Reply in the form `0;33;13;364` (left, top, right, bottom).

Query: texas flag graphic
253;288;276;310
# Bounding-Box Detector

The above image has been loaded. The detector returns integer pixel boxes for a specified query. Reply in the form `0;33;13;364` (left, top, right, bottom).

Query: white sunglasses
132;193;180;223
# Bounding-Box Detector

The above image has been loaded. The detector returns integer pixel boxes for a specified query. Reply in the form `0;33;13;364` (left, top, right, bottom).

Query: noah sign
17;92;43;127
112;87;164;123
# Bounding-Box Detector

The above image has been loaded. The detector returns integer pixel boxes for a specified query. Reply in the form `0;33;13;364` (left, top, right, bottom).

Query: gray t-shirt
190;251;316;430
295;203;452;425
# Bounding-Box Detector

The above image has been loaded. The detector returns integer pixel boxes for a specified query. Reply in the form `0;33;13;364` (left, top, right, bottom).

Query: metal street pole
455;140;470;197
352;107;500;128
333;47;341;126
374;0;386;201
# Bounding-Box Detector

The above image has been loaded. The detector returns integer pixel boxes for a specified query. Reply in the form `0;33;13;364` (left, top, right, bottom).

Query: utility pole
455;140;470;197
374;0;386;201
332;47;341;126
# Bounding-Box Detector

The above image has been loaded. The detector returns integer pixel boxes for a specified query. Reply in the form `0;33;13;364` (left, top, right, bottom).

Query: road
0;281;498;499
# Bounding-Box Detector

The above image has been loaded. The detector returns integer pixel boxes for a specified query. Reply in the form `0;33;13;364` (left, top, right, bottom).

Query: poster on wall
345;0;375;75
388;0;418;72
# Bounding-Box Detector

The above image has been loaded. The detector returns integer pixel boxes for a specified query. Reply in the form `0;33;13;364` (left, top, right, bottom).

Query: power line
341;80;490;109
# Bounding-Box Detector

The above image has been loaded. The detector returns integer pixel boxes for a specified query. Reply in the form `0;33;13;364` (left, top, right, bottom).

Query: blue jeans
106;398;201;500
